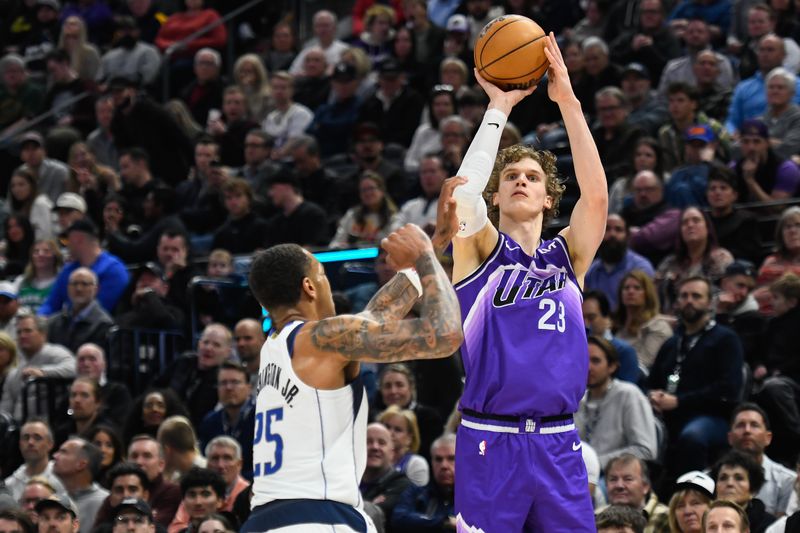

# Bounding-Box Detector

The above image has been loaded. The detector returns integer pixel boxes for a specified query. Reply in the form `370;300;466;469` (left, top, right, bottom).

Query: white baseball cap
676;470;715;499
53;192;87;214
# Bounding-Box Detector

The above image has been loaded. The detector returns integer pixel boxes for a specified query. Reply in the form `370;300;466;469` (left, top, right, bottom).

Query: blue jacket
391;483;454;533
198;397;256;481
38;252;130;316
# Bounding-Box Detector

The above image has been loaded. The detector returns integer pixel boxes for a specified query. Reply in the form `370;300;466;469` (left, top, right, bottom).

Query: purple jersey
456;232;588;417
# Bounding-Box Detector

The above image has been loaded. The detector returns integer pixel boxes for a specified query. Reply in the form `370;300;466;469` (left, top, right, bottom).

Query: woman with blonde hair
164;99;205;141
378;405;430;486
667;471;714;533
58;16;101;81
233;54;273;122
614;269;673;370
14;239;63;313
0;332;18;406
353;4;396;65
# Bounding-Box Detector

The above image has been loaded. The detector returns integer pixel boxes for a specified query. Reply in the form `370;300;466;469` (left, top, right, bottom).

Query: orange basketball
474;15;549;91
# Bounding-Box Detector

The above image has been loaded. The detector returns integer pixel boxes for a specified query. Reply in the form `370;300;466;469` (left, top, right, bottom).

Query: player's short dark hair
730;402;771;431
667;81;699;102
587;335;619;367
249;244;312;310
107;462;150;492
180;467;226;499
711;449;766;494
595;504;647;533
583;290;611;317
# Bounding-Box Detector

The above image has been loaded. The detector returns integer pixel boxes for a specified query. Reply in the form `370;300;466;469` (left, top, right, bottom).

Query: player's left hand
543;32;576;105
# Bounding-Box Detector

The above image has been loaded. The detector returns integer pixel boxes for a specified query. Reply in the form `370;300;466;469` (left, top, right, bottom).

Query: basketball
474;15;549;91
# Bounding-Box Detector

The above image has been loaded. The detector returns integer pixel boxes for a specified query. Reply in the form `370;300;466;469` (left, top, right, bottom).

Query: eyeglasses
115;515;148;525
432;84;454;93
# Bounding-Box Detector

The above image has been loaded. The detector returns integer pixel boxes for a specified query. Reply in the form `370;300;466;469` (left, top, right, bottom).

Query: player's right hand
475;69;535;116
432;176;467;252
381;223;433;270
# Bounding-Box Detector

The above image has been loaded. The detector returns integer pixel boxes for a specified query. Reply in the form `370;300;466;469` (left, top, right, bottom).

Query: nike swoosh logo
572;442;582;451
488;122;500;128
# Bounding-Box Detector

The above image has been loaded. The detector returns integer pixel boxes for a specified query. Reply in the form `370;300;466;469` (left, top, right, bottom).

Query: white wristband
399;268;423;297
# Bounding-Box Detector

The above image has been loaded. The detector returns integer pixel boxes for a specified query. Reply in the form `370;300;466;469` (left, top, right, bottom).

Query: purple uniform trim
455;233;589;417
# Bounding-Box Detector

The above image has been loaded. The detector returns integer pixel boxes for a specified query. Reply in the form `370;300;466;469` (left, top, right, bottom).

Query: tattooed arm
360;274;419;323
306;225;463;362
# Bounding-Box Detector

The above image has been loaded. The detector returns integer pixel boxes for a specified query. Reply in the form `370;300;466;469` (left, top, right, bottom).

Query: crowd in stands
1;0;800;531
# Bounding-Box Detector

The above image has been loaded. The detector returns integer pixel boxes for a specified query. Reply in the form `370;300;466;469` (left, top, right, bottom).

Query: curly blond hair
483;144;565;228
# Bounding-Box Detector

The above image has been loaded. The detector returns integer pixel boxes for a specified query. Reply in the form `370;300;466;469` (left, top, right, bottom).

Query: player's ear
301;276;316;301
492;192;499;207
544;194;553;209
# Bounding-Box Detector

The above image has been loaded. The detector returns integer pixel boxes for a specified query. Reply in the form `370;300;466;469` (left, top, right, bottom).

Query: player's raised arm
306;224;463;363
545;32;608;279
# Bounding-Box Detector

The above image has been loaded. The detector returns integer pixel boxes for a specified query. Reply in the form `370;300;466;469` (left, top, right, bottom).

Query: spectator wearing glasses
47;268;114;354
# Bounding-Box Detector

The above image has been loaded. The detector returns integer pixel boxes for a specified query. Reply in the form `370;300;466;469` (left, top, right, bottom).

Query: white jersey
251;321;368;509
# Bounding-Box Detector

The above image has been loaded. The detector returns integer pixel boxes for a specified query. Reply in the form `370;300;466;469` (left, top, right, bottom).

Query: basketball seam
478;32;547;73
477;17;524;70
485;61;549;81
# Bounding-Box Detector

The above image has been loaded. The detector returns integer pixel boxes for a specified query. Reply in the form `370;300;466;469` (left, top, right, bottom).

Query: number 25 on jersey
253;407;283;477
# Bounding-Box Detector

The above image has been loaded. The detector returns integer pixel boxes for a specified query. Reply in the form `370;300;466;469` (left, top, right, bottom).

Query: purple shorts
455;412;596;532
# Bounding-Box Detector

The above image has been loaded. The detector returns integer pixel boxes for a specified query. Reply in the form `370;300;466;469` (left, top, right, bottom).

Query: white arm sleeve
452;108;508;237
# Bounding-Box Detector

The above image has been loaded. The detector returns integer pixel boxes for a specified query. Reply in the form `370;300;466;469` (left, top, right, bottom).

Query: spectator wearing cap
307;61;363;158
292;47;331;113
97;17;160;86
666;470;715;533
727;33;800;135
733;119;800;202
38;219;129;317
52;437;109;533
716;259;766;369
0;54;45;132
263;169;329;248
235;130;280;204
620;62;668;136
659;82;729;173
54;193;87;235
210;179;269;255
43;49;97;138
664;125;720;209
108;75;194;187
206;86;259;168
114;262;184;331
336;122;409;207
727;403;796;517
107;185;185;265
16;131;69;204
261;72;314;157
707;165;763;264
35;495;80;533
759;67;800;161
0;280;23;340
358;58;425;147
289;10;348;76
658;18;736;100
591;86;646;182
608;0;681;86
109;498;155;533
441;15;475;76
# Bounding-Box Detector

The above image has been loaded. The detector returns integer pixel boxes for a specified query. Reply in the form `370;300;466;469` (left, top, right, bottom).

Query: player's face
494;157;551;224
606;461;649;507
675;490;708;533
587;343;615;388
715;465;752;505
381;371;412;407
704;507;745;533
729;410;771;455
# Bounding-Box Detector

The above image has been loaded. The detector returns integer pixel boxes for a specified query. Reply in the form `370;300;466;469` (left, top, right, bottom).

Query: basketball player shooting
433;32;608;531
241;224;462;533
